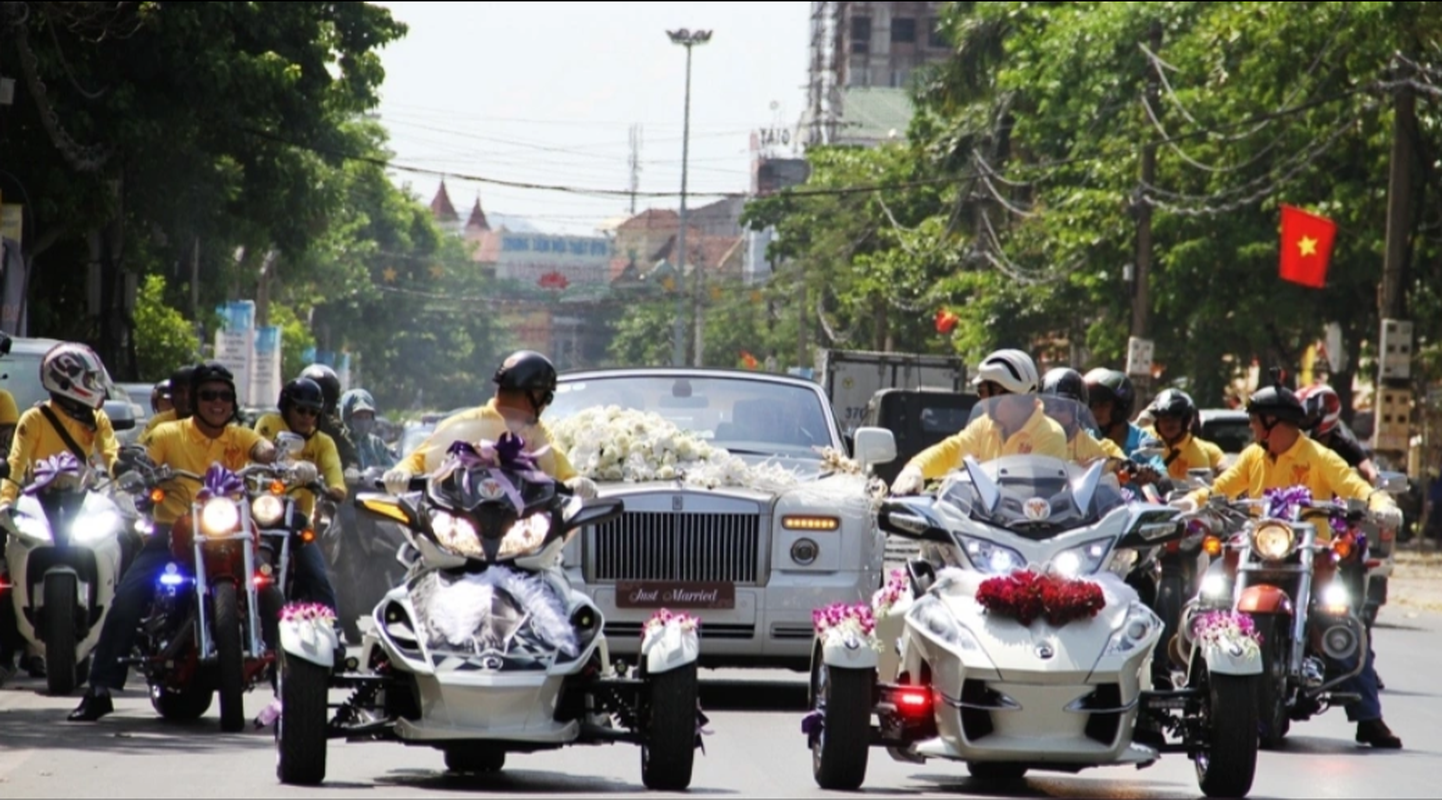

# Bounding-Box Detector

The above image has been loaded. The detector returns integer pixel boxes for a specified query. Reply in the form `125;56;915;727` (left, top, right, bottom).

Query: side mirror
1376;470;1408;496
1187;468;1214;488
104;400;136;431
852;426;897;472
1117;507;1186;549
877;498;951;543
275;431;306;461
566;496;624;530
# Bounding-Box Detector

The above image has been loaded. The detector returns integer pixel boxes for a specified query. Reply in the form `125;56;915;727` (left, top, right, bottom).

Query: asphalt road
1;605;1438;798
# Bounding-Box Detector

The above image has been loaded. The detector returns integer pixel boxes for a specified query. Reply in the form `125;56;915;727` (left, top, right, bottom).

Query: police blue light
159;573;185;586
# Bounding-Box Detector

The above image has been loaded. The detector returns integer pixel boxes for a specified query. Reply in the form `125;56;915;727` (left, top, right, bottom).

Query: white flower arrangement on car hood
549;406;812;492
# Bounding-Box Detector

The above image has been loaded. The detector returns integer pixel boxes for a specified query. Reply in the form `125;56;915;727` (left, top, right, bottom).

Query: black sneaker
67;688;114;722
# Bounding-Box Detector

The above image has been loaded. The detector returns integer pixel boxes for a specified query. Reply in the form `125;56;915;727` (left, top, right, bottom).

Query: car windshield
1202;416;1253;455
935;396;1126;539
0;351;48;411
545;375;834;459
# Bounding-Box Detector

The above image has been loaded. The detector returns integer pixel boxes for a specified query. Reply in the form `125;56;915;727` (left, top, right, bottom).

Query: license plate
615;581;735;609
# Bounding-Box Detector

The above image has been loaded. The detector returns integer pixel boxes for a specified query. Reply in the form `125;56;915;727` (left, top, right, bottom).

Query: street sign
1125;337;1154;378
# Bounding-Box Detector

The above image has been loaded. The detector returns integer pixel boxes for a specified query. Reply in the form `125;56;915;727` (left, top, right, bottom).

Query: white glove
565;476;598;500
890;466;925;496
1373;505;1403;532
1170;496;1199;514
291;460;319;486
382;467;414;495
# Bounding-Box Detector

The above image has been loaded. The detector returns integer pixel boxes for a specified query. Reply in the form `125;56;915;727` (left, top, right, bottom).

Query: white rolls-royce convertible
542;368;898;670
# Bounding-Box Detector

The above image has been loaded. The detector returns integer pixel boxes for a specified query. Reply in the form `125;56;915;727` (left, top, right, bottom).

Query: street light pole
667;28;711;367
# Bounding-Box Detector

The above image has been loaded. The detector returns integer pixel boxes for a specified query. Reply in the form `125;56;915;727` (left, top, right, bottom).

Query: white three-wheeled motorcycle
273;437;705;790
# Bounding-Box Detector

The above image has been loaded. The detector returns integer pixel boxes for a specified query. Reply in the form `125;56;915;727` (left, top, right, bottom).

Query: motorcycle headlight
1049;537;1114;578
1251;521;1296;561
71;508;122;543
200;498;240;536
958;535;1025;575
1105;602;1163;655
497;513;551;560
251;494;285;527
429;509;481;558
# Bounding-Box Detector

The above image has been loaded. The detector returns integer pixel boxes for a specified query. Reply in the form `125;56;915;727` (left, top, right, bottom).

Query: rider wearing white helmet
890;348;1068;494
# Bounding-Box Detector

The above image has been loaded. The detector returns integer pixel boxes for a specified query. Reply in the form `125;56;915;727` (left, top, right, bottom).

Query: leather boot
1355;718;1401;749
67;688;114;722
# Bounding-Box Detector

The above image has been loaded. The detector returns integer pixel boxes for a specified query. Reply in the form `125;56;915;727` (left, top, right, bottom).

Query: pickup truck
815;349;968;440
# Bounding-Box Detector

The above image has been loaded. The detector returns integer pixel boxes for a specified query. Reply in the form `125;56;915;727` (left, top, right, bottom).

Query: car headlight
958;535;1025;575
251;494;285;527
909;595;981;653
1049;537;1114;577
429;509;481;558
1105;602;1162;655
1251;521;1296;561
200;498;240;536
497;513;551;560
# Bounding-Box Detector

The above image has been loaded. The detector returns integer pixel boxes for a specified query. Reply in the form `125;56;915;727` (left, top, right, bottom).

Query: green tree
131;274;200;381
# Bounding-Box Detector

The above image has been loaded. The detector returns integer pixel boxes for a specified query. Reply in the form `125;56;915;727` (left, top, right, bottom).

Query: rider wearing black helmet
1040;367;1124;464
141;364;198;439
1142;388;1224;481
252;378;344;613
1172;371;1403;749
298;363;360;470
382;351;593;498
71;362;280;721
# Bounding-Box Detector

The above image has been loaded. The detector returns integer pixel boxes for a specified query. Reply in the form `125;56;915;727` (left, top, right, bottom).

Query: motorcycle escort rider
340;388;397;472
891;349;1069;494
0;344;122;685
298;364;361;471
1170;380;1403;749
150;380;173;416
1297;384;1380;486
382;350;597;498
1039;367;1125;465
253;378;346;613
67;362;305;722
141;364;196;439
0;388;18;459
1142;389;1225;483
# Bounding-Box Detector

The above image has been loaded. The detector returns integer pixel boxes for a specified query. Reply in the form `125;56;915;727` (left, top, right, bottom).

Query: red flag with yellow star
1279;204;1336;289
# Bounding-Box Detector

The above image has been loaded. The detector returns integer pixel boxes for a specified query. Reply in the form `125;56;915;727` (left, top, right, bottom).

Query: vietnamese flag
1278;204;1337;289
935;308;959;334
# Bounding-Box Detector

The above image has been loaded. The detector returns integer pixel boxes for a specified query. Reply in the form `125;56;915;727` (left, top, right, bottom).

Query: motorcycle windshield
423;464;565;562
939;397;1126;539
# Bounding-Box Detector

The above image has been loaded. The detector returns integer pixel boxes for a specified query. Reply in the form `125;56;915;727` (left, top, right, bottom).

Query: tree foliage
132;274;199;381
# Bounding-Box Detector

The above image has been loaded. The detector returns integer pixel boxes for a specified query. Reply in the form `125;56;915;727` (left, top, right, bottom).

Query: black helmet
1083;368;1136;420
189;362;239;422
169;364;196;396
1246;379;1305;428
299;364;341;413
494;350;557;409
1041;368;1089;405
279;377;325;414
1147;388;1197;429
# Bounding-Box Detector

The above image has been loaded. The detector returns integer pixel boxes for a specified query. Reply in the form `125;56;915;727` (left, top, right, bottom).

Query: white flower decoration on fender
871;568;914;618
640;608;701;674
812;602;884;653
278;602;341;669
549;406;804;492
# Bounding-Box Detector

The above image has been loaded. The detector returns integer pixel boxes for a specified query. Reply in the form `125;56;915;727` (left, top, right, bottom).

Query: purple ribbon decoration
441;434;554;515
196;464;245;501
24;451;84;495
1264;485;1313;519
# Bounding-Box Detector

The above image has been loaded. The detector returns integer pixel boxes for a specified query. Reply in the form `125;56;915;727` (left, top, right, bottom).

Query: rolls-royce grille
591;512;760;584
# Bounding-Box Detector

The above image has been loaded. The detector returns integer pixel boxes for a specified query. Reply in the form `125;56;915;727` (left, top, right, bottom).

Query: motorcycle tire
42;574;78;697
444;747;505;773
640;661;698;791
276;651;330;785
809;662;872;790
1253;615;1291;748
1195;673;1259;798
214;581;246;733
1153;573;1185;687
151;681;213;720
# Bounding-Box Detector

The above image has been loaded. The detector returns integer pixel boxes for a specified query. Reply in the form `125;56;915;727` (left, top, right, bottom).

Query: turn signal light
782;515;840;531
301;528;316;543
253;575;269;587
1332;536;1354;560
1202;536;1222;557
269;479;286;495
150;488;166;504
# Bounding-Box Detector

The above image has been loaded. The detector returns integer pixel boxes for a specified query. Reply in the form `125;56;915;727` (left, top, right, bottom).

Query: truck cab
862;387;980;486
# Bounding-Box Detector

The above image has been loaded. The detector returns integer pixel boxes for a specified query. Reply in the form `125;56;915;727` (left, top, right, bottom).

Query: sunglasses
292;406;320;417
198;390;236;403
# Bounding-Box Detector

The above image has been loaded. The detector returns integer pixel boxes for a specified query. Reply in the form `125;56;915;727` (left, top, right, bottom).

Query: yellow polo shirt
144;417;263;525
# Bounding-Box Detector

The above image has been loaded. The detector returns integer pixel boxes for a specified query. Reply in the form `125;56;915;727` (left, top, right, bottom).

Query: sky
371;2;813;235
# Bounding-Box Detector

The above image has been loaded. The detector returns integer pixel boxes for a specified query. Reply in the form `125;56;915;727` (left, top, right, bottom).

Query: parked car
0;337;136;438
541;368;897;671
1198;408;1252;468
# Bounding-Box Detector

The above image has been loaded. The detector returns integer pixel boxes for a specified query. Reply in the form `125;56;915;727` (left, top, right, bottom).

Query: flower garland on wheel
974;570;1106;627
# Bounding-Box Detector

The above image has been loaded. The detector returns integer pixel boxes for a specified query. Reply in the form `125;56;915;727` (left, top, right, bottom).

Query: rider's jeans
292;541;338;613
88;526;172;691
1339;645;1382;722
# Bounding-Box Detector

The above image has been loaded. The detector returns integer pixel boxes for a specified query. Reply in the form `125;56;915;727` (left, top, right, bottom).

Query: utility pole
1375;62;1418;463
667;28;711;367
1128;20;1162;406
627;124;642;216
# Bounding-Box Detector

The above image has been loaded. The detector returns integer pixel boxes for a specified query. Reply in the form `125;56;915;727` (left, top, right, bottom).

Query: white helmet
973;348;1039;394
41;342;108;411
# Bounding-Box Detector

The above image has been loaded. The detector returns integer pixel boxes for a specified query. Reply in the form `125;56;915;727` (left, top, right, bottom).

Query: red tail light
897;687;931;712
253;575;270;587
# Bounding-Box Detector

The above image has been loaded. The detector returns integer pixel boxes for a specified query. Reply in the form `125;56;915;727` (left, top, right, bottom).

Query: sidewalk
1390;546;1442;615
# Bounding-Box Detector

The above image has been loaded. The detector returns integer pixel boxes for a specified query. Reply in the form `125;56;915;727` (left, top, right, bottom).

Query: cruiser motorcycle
807;397;1262;798
276;436;704;790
